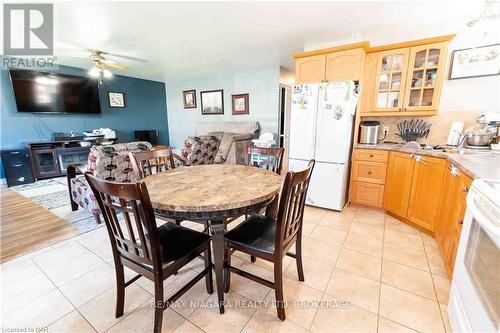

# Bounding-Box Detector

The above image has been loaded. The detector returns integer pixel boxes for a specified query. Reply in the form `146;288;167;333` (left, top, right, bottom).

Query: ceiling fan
87;50;131;84
55;39;147;83
467;0;500;34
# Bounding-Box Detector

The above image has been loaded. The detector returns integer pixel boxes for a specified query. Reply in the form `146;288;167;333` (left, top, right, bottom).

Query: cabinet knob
368;171;372;175
403;107;408;111
458;220;464;225
369;154;374;158
463;186;469;193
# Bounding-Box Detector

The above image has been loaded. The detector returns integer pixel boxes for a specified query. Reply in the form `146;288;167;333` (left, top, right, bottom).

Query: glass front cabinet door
373;48;410;111
403;42;447;111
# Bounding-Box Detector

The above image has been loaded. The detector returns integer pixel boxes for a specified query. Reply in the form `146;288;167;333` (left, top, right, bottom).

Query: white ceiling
50;1;486;82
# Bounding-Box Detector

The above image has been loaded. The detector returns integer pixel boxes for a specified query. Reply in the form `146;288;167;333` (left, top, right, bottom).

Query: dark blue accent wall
0;65;168;179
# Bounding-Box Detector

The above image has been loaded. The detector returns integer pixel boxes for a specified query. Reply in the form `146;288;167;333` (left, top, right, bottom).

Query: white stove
449;178;500;333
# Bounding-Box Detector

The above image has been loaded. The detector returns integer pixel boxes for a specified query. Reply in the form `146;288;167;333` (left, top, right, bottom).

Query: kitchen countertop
354;143;500;180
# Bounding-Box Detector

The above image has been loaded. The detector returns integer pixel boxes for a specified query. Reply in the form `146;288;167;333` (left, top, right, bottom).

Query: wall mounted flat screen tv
9;69;101;114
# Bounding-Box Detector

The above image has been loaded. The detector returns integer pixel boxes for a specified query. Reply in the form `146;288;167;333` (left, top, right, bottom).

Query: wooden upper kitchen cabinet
325;48;364;82
403;42;448;112
295;55;326;84
357;35;453;116
372;48;410;112
295;48;365;84
369;42;448;115
406;154;447;232
383;152;414;218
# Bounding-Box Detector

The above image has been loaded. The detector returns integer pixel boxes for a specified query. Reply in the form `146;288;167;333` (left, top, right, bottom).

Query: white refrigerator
288;81;358;211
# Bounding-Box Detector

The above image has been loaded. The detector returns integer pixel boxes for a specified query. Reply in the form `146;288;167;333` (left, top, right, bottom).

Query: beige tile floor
0;206;452;333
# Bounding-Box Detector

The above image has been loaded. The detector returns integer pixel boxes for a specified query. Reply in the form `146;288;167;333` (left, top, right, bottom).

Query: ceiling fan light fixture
467;0;500;29
103;69;113;78
89;67;100;77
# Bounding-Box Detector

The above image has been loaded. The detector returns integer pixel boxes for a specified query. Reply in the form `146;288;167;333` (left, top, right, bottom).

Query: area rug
10;179;104;233
30;190;70;210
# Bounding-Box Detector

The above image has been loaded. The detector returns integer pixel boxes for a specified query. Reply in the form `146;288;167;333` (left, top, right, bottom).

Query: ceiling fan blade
67;55;90;61
104;62;130;71
101;52;148;63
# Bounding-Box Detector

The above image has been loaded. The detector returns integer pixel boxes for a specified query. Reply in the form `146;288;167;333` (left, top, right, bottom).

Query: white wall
439;33;500;113
166;67;281;148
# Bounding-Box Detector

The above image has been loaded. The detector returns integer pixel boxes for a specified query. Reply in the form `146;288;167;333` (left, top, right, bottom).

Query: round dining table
143;164;282;313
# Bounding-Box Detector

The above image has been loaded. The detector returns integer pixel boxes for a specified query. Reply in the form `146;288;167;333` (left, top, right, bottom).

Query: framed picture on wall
183;90;197;108
108;92;125;108
200;89;224;115
231;93;249;115
449;44;500;79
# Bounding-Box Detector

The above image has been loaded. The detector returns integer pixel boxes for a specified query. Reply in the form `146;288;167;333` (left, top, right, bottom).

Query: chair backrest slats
275;160;315;252
120;198;139;256
130;147;176;179
245;146;284;175
131;200;150;260
85;173;162;270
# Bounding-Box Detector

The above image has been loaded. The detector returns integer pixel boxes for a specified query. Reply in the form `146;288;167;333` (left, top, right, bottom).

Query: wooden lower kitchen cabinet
383;152;414;218
350;181;385;207
435;164;471;278
435;162;455;242
406;155;447;232
349;148;473;278
384;151;449;233
442;179;468;277
349;149;388;207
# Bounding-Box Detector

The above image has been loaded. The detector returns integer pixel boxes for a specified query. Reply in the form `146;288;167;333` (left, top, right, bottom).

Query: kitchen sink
445;148;493;156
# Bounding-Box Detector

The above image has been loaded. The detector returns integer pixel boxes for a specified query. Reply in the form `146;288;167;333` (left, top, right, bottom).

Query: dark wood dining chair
223;159;315;320
245;146;285;175
130;147;176;179
239;146;285;262
229;146;284;224
85;173;213;333
130;147;187;227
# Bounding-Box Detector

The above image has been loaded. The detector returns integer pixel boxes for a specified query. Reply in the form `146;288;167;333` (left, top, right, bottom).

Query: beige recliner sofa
174;121;259;165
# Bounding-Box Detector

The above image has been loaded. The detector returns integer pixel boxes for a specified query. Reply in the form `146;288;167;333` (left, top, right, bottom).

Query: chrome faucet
455;131;468;148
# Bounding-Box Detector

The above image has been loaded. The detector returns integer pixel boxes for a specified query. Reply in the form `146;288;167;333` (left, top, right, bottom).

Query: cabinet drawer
353;149;388;163
351;160;387;184
349;181;384;207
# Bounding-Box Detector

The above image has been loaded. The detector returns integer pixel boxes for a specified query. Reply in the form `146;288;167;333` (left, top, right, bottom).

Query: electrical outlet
383;126;389;134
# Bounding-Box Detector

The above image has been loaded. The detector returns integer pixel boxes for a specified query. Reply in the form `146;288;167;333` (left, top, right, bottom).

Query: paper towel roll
446;122;464;146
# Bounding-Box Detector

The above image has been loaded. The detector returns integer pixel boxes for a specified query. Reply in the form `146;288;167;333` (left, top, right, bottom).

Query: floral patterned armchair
173;135;220;167
67;142;152;223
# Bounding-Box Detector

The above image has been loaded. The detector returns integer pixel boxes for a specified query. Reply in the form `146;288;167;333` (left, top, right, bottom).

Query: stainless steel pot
466;133;494;146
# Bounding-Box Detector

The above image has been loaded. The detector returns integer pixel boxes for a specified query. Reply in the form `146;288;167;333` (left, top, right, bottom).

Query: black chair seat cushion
150;222;211;263
225;215;276;255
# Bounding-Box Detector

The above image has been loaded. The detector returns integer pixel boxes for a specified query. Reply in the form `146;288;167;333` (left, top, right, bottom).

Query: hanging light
88;67;100;77
103;69;113;78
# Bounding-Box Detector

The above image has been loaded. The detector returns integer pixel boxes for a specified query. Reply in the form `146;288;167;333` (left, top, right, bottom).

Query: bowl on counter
465;132;494;146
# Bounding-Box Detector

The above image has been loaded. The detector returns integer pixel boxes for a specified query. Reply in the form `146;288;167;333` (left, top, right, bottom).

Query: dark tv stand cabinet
26;138;116;180
27;141;89;179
